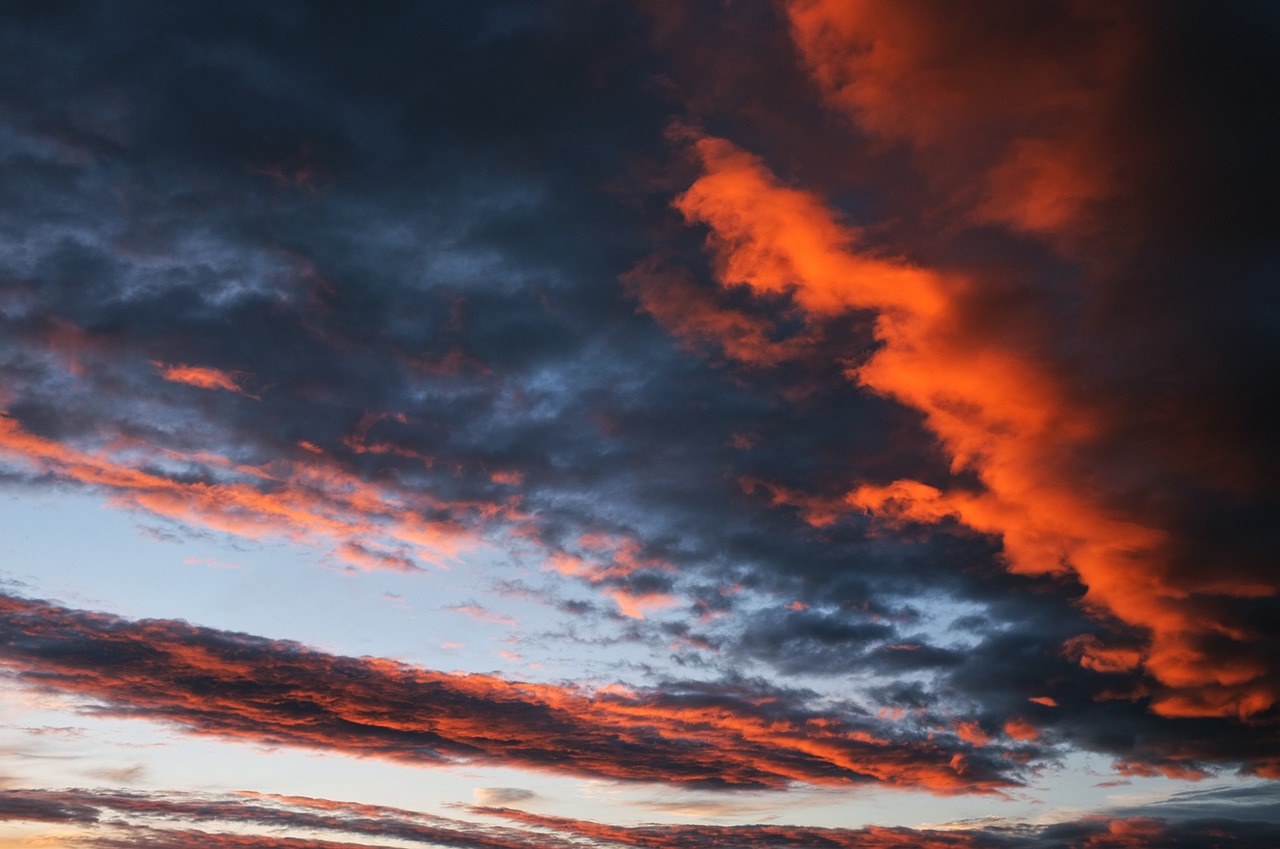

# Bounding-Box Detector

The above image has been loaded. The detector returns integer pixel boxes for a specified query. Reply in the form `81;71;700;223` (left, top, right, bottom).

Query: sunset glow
1;2;1276;847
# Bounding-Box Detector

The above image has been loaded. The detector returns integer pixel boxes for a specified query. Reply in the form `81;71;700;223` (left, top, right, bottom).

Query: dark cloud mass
0;0;1277;843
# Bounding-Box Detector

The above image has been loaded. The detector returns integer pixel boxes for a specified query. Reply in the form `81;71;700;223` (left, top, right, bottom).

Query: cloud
786;0;1126;237
0;412;487;570
665;131;1279;719
152;363;247;395
445;603;518;628
0;593;1020;792
0;0;1276;827
5;785;1280;849
0;787;569;849
622;257;817;368
85;764;146;784
472;788;536;806
0;790;99;825
81;831;409;849
477;805;1280;848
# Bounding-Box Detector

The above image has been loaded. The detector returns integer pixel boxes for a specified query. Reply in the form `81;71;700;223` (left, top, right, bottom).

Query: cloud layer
0;593;1019;792
4;786;1280;849
0;0;1276;842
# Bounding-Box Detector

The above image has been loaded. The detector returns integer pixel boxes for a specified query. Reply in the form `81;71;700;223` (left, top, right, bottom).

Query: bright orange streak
153;362;245;393
669;137;1277;718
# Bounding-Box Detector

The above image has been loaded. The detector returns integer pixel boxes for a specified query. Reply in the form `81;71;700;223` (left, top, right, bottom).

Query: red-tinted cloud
153;362;247;394
544;532;679;619
0;787;566;849
0;412;490;570
88;832;398;849
6;786;1279;849
0;593;1016;792
623;257;815;368
785;0;1134;245
480;805;992;848
667;134;1278;719
478;805;1280;849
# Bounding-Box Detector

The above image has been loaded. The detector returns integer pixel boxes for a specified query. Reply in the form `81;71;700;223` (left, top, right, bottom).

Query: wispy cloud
5;786;1280;849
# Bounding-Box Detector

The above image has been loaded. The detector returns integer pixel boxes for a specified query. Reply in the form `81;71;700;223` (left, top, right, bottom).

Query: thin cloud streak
480;804;1280;848
0;412;490;571
0;787;567;849
5;786;1280;849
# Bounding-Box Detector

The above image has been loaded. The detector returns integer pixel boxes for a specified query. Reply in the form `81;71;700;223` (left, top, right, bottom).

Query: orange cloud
623;257;814;367
341;411;434;465
0;593;1020;793
669;136;1278;718
602;587;679;620
1002;717;1039;743
544;533;680;619
1079;818;1165;849
1062;635;1143;675
478;806;991;849
153;362;246;393
785;0;1133;244
954;721;990;747
446;603;517;627
5;785;1275;849
0;412;491;571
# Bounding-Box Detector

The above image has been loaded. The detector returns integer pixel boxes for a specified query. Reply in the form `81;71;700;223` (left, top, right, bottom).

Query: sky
0;1;1277;847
